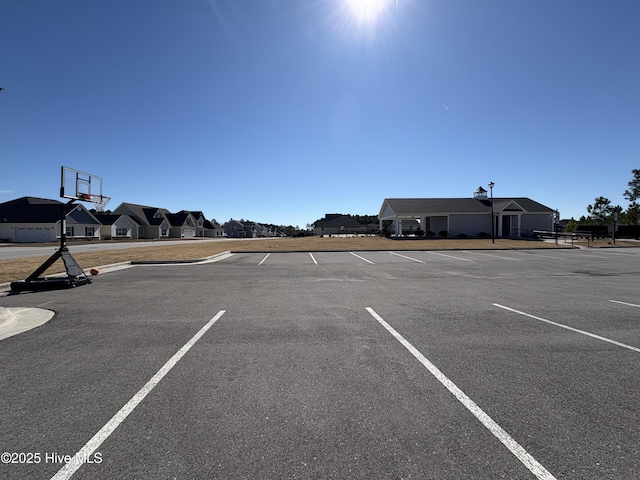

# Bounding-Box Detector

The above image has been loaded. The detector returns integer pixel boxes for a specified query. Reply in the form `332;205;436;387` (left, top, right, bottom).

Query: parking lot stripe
423;251;473;262
595;251;638;257
366;307;556;480
466;252;521;261
389;251;424;263
350;252;375;264
258;253;270;265
51;310;227;480
514;252;567;261
609;299;640;308
493;304;640;353
309;253;318;265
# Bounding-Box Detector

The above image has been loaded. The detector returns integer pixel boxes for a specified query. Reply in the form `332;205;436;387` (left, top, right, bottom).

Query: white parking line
609;299;640;308
515;252;567;261
350;252;375;264
595;251;638;257
466;252;521;261
579;252;610;258
389;251;424;263
52;310;227;480
423;251;473;262
258;253;270;266
366;307;556;480
309;252;318;265
494;304;640;353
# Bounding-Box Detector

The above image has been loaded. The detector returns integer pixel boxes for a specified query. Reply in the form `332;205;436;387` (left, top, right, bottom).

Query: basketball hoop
80;193;111;212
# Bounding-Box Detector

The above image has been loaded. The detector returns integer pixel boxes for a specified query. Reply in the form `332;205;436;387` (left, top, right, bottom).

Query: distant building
378;187;556;238
223;220;278;238
313;214;375;236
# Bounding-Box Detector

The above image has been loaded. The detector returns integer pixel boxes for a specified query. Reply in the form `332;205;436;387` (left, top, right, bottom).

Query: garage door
16;227;53;243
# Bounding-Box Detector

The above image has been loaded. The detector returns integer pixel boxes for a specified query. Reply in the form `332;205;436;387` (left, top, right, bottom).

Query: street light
488;182;495;243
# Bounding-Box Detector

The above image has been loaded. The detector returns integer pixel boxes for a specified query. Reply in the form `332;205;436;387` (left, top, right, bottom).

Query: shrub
477;232;487;238
439;230;449;238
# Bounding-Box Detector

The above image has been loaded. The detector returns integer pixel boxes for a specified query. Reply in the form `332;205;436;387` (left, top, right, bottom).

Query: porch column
421;216;427;236
397;217;403;237
517;214;522;237
497;214;502;238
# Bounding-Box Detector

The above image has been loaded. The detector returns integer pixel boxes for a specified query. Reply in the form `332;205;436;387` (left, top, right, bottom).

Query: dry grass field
1;236;637;285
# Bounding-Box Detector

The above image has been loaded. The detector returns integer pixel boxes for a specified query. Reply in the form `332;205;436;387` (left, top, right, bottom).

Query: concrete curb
131;251;233;265
85;261;133;275
0;252;233;293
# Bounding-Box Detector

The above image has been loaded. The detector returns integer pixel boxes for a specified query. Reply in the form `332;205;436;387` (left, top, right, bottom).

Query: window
116;227;128;237
66;226;75;237
86;227;94;237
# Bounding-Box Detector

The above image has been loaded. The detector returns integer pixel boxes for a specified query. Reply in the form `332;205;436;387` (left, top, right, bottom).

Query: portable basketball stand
10;167;108;293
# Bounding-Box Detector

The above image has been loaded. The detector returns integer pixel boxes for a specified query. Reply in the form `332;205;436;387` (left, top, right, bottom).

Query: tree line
573;169;639;227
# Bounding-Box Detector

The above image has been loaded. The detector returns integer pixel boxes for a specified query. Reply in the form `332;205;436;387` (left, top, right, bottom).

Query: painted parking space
216;248;640;268
2;247;639;478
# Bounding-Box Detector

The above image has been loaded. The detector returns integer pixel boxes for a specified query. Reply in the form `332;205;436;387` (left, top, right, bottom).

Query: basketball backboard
60;166;110;212
60;166;103;201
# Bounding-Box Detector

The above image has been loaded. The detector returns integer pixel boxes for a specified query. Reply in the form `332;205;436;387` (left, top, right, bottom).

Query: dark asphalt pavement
1;248;639;479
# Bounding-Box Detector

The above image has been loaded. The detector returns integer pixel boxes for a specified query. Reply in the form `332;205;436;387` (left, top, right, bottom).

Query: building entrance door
502;215;512;237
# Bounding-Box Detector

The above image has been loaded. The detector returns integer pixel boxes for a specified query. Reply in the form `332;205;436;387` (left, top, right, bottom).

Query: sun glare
344;0;392;24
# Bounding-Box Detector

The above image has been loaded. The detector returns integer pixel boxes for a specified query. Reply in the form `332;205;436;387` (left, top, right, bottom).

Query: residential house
224;219;253;238
203;219;225;238
113;203;172;239
223;219;276;238
378;187;556;238
165;211;198;238
94;213;140;240
313;214;375;236
0;196;101;243
186;211;207;237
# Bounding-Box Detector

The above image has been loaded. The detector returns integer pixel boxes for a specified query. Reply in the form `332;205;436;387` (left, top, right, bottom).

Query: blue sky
1;0;639;227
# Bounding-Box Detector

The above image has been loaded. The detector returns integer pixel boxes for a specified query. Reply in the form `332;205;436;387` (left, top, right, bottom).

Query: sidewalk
0;306;55;341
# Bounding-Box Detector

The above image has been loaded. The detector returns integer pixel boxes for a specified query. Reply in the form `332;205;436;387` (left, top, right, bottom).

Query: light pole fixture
488;182;495;243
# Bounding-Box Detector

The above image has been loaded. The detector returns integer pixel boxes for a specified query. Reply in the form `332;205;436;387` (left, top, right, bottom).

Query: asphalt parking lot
1;248;639;479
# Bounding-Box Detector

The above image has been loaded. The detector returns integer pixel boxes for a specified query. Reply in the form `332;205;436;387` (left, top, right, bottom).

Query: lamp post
488;182;495;243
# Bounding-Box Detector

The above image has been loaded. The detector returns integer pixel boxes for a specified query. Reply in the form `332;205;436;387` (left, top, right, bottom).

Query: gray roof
94;213;140;226
114;203;168;226
0;197;101;225
0;197;63;223
380;197;554;218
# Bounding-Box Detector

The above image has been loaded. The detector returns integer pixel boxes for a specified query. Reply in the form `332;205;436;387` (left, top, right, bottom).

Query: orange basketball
90;268;100;275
